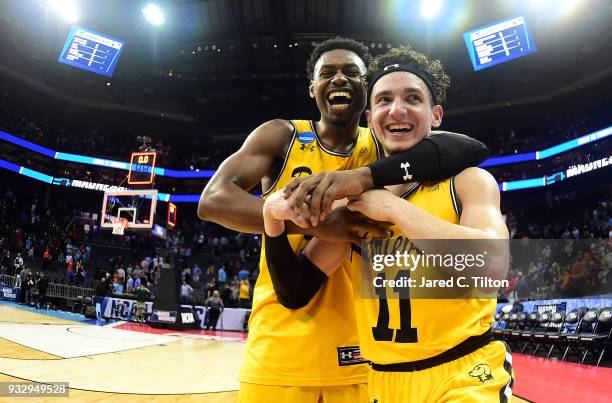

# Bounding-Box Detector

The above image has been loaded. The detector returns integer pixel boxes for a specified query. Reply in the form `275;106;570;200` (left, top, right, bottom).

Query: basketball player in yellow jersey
199;37;489;402
262;46;513;403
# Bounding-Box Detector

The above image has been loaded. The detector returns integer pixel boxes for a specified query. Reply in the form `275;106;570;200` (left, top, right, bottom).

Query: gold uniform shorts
368;341;513;403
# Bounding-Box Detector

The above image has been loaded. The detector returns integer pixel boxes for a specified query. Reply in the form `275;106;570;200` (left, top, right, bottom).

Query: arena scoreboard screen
128;152;157;185
58;26;125;77
463;16;537;71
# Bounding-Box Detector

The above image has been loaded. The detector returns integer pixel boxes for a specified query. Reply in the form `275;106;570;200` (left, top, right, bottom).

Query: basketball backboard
101;189;158;230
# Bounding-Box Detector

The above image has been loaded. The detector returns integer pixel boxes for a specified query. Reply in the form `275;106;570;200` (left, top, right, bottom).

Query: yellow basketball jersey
350;179;496;364
239;120;381;386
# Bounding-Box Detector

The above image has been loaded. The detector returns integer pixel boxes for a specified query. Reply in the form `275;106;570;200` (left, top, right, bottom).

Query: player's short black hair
367;44;451;104
306;37;371;80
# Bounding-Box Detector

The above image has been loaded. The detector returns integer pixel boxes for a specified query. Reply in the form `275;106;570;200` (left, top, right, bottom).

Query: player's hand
312;206;392;244
283;167;373;226
263;190;309;229
347;189;396;223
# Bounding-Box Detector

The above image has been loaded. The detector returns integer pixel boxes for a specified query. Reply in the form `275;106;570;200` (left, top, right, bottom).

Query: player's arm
198;119;389;240
347;168;507;239
285;131;490;225
264;191;350;309
197;119;293;233
347;168;509;283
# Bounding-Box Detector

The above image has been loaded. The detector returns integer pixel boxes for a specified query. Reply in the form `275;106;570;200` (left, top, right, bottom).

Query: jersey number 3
372;270;418;343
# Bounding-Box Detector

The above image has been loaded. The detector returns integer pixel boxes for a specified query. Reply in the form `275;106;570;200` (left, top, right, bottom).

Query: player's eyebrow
318;63;362;71
373;87;424;99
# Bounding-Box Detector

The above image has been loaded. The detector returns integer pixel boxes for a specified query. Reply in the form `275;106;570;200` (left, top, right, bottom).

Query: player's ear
365;109;373;128
308;81;315;98
431;105;443;128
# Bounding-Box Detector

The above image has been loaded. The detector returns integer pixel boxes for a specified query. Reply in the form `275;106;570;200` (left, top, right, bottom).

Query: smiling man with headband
262;44;513;402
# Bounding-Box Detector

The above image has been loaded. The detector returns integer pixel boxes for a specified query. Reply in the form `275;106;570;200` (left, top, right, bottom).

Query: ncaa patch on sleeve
337;346;367;366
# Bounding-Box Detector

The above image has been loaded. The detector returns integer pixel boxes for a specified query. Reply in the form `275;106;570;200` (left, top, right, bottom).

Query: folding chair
531;311;553;356
494;313;510;339
492;312;503;333
580;307;612;366
509;312;528;349
564;308;600;363
547;306;586;361
544;311;566;359
501;313;519;344
519;312;539;354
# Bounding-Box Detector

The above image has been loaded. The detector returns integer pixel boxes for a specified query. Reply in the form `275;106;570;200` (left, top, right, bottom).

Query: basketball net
112;218;128;236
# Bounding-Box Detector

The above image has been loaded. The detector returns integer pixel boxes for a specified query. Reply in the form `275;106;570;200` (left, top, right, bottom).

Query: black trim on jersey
261;121;298;196
499;342;514;403
309;120;359;157
370;128;384;160
450;176;461;217
370;329;494;372
400;182;421;200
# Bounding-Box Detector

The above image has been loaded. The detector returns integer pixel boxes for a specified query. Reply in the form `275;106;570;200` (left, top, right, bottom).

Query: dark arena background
0;1;610;402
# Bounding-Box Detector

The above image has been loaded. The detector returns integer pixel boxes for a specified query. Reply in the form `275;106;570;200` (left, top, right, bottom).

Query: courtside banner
94;296;153;321
359;239;610;299
0;286;20;301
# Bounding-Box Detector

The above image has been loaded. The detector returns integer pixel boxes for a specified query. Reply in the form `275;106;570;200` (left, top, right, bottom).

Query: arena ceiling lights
44;0;78;23
142;3;165;26
421;0;443;19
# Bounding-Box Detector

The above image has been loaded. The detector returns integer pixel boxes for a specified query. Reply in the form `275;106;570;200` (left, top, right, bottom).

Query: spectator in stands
126;274;135;293
218;264;227;290
75;262;85;286
204;290;224;331
21;268;34;304
42;248;51;271
192;264;202;282
2;250;11;275
36;271;49;308
182;267;192;285
221;283;234;307
133;283;150;325
238;267;250;282
561;268;572;297
514;272;530;300
180;280;194;303
13;252;23;274
112;278;123;295
239;279;250;308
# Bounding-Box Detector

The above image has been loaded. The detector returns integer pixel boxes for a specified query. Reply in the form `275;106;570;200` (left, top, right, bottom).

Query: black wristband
368;131;489;187
264;232;327;309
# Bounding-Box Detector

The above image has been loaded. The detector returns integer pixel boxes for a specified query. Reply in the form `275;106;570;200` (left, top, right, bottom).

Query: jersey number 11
372;270;418;343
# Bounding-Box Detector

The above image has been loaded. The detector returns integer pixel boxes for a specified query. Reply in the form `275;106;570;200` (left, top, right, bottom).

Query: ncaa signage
297;132;315;144
181;312;195;324
94;297;153;321
1;287;19;301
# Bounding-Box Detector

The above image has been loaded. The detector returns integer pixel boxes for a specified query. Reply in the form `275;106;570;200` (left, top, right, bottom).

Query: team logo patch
291;166;312;177
337;346;367;366
359;146;368;154
297;132;316;144
469;363;494;383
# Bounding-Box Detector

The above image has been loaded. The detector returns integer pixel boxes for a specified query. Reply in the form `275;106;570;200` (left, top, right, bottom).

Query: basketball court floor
1;300;610;402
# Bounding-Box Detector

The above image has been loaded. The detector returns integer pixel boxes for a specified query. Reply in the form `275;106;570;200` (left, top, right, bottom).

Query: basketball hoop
112;218;128;236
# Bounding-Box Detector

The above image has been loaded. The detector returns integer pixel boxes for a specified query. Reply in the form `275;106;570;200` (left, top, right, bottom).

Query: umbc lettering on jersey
337;346;367;366
360;236;422;263
291;166;312;178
